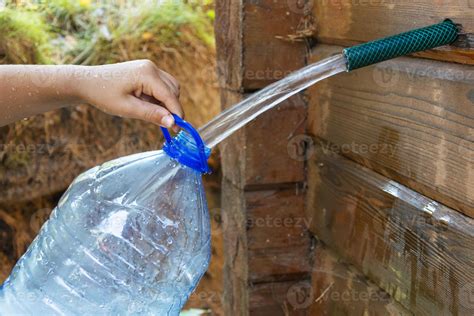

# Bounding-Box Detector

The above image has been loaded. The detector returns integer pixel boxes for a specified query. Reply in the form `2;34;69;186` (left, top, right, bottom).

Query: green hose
343;19;459;71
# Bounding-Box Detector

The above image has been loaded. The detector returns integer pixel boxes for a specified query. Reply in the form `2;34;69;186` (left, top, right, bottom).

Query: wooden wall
216;0;473;315
306;2;474;315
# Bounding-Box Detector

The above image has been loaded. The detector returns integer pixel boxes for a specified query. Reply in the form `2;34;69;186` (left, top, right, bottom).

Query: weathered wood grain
220;89;307;188
308;45;474;217
215;0;243;91
242;0;309;89
310;241;411;316
249;280;311;316
306;146;474;315
215;0;309;91
246;187;313;283
222;178;313;315
222;178;249;316
312;0;474;65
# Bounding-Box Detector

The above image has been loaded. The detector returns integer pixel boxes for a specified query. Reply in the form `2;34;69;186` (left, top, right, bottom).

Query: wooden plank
249;280;311;316
222;178;249;316
222;178;313;314
248;242;411;316
215;0;243;91
220;89;307;188
242;0;308;90
246;188;313;283
312;1;474;65
308;45;474;217
215;0;309;91
306;146;474;315
310;242;411;316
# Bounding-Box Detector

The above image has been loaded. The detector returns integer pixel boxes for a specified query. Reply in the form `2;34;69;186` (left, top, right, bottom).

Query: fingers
121;95;175;128
159;70;180;97
144;68;184;119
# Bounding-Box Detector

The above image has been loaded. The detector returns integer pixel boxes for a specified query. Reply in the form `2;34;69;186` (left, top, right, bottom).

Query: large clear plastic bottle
0;117;211;315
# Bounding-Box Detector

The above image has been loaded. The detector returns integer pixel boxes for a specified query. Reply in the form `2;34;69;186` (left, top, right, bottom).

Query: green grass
0;8;52;63
1;0;215;65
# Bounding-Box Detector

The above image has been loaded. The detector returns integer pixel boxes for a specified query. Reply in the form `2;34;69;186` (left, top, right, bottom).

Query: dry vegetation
0;1;223;314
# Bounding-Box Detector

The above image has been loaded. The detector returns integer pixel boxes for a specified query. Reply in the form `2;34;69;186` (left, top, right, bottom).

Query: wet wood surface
312;0;474;65
310;241;410;316
306;146;474;315
308;45;474;217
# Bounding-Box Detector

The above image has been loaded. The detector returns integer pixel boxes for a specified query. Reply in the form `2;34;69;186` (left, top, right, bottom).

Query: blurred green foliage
0;0;215;64
0;8;52;63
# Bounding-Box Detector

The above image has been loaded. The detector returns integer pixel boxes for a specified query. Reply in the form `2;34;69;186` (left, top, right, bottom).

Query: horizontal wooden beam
310;241;411;316
246;188;313;283
249;280;310;316
312;1;474;65
308;45;474;217
306;146;474;315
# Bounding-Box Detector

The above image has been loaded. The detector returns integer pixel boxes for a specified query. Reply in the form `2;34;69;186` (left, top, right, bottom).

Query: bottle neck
162;131;211;173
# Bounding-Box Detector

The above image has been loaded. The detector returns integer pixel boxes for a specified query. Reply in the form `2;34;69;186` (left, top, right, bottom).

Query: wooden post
215;0;314;314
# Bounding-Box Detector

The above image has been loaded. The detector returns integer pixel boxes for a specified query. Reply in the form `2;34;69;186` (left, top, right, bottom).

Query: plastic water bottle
0;115;211;315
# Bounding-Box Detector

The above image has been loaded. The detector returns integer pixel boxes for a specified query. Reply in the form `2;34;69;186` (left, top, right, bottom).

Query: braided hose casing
343;20;459;71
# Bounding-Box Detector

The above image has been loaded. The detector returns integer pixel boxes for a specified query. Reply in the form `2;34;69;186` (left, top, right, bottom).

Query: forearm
0;65;84;126
0;60;183;128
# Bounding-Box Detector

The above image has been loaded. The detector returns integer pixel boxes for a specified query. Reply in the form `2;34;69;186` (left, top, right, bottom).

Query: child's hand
77;60;183;129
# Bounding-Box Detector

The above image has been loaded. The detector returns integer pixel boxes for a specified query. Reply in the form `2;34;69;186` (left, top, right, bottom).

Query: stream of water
199;54;347;148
